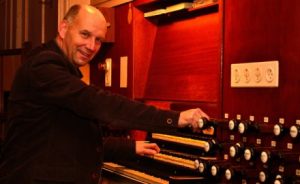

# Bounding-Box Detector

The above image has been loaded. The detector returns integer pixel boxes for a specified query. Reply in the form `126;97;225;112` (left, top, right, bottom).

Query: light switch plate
120;56;128;88
231;61;279;88
105;58;112;87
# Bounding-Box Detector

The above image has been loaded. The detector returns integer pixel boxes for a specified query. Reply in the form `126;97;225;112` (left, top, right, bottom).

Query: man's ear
58;20;69;39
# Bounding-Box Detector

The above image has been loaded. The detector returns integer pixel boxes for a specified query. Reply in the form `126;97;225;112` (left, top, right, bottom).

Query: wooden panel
132;6;157;99
0;57;3;112
28;0;42;48
2;55;22;91
91;0;133;7
171;102;220;118
96;7;115;42
0;1;5;49
44;0;58;43
90;4;133;98
12;0;16;48
144;12;221;102
223;0;300;123
6;0;12;49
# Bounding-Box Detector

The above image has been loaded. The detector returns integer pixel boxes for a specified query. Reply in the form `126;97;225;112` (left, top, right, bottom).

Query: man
0;4;209;184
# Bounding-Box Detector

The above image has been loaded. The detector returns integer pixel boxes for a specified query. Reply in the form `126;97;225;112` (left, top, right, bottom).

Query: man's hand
135;141;160;156
178;108;209;131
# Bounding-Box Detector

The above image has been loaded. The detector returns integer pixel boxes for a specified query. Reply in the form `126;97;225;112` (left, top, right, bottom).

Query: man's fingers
144;143;160;153
138;143;160;156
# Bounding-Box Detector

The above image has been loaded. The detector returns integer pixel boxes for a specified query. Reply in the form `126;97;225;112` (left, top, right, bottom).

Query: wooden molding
91;0;133;7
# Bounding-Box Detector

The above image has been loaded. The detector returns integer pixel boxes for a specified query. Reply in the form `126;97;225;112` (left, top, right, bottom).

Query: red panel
28;0;42;48
44;1;58;43
132;7;157;99
144;12;221;102
0;2;5;49
0;57;3;112
223;0;300;123
91;2;223;118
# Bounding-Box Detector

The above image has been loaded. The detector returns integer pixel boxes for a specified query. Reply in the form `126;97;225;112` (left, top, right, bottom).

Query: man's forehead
75;15;104;30
75;7;106;26
67;5;107;38
79;5;103;19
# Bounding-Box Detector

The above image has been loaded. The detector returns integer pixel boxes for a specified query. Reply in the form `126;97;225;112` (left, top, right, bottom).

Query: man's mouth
78;50;92;60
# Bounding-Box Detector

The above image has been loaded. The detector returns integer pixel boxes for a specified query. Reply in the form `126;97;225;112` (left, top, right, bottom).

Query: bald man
0;4;209;184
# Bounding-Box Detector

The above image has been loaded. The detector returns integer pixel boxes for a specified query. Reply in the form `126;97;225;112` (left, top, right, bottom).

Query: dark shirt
0;40;179;184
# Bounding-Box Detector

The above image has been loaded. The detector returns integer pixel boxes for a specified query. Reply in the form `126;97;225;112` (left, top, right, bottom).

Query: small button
166;118;173;124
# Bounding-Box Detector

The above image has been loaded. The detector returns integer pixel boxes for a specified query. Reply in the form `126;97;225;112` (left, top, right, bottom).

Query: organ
90;0;300;183
102;111;300;183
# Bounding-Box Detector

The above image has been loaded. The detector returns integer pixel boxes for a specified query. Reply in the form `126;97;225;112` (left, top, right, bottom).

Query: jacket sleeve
103;136;136;162
28;51;180;132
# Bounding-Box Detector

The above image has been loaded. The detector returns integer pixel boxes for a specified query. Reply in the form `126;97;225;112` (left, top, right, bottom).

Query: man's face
60;8;107;67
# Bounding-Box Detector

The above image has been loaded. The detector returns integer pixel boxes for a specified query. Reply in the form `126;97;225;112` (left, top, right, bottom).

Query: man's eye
81;32;89;38
95;38;102;44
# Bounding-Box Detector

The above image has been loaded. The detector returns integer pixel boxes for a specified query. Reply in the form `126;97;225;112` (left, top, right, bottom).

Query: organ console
102;115;300;183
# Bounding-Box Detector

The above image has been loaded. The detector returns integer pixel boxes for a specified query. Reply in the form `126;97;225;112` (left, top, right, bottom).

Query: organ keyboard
103;162;169;184
152;133;212;152
146;153;197;170
102;114;300;183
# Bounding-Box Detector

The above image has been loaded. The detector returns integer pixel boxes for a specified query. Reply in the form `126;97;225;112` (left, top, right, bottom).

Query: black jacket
0;40;179;184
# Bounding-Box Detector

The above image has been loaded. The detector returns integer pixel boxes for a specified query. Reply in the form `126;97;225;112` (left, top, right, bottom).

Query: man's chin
74;59;90;67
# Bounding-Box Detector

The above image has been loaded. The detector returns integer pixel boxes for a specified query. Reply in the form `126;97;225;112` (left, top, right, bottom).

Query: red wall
91;0;300;123
91;2;223;117
223;0;300;124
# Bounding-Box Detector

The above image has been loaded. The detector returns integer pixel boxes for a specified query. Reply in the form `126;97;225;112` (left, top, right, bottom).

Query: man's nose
87;39;97;52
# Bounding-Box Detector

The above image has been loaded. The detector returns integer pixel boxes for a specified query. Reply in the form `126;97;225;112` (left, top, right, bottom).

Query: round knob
204;142;210;152
229;145;237;158
229;143;243;158
225;168;233;181
198;161;206;174
194;159;200;169
228;119;238;131
260;150;269;164
198;118;205;129
274;175;283;184
211;165;218;177
259;171;267;183
244;148;253;161
238;122;246;134
273;124;283;136
290;125;299;138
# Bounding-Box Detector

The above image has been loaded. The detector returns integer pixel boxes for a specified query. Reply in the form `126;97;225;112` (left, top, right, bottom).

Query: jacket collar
47;40;83;78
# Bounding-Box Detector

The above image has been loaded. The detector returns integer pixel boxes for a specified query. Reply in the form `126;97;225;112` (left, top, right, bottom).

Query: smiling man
57;5;107;67
0;4;209;184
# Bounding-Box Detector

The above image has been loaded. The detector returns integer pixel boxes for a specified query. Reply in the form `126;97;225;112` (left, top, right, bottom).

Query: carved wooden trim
91;0;133;7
